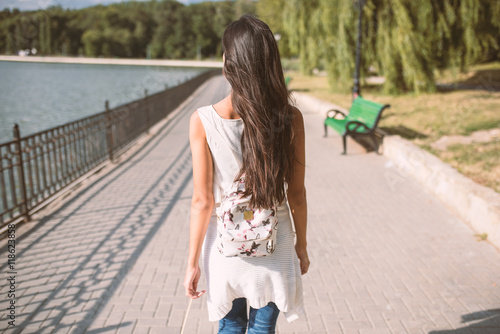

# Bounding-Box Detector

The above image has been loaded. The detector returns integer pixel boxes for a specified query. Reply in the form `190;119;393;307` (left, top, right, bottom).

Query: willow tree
256;0;294;58
266;0;500;94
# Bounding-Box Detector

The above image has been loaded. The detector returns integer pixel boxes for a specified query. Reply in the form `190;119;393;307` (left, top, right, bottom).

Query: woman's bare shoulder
290;105;304;130
189;110;206;139
190;109;201;125
291;105;302;115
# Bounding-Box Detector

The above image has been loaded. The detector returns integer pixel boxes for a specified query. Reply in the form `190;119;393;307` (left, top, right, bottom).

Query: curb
382;135;500;249
292;91;500;250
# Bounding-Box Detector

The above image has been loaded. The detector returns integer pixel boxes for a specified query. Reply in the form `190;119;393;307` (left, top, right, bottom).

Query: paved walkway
1;76;499;334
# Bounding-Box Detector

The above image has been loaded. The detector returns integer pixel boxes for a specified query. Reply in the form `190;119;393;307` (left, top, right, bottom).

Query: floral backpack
216;175;278;257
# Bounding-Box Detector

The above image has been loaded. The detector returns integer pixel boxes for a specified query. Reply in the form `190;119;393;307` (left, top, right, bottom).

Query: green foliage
0;0;255;59
256;0;292;58
272;0;500;94
81;29;102;57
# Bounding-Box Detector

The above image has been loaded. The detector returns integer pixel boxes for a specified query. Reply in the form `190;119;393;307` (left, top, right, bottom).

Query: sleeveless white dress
197;104;304;322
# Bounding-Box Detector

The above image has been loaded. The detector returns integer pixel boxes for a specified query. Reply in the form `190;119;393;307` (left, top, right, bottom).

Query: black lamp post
353;0;366;100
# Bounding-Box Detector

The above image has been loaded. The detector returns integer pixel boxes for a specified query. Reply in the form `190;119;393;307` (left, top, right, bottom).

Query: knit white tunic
197;105;304;322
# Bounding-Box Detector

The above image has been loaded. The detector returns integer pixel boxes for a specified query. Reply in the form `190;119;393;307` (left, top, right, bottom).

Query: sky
2;0;227;11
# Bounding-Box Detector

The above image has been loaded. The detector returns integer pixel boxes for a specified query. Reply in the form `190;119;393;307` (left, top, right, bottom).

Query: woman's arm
184;110;215;299
287;107;310;275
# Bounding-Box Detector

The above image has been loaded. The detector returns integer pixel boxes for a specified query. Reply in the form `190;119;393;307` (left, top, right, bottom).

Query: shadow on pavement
428;309;500;333
0;103;194;333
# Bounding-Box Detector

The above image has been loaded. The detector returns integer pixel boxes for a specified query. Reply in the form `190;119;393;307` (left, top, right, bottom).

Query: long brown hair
222;15;295;209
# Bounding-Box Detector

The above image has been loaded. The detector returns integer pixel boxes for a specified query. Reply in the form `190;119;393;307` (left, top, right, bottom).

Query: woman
184;15;309;333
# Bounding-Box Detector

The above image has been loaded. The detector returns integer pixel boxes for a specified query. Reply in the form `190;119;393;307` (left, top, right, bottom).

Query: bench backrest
348;97;388;129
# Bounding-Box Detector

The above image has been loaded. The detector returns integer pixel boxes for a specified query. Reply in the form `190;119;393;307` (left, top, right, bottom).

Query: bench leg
342;134;347;155
371;134;380;154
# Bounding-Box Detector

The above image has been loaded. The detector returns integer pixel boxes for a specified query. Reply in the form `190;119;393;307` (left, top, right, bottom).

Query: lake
0;61;208;143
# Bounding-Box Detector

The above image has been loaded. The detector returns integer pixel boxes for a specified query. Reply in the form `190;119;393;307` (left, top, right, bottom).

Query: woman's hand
184;265;206;299
295;243;310;275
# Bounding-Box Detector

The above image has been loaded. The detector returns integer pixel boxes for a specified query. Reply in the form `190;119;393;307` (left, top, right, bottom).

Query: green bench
324;97;390;154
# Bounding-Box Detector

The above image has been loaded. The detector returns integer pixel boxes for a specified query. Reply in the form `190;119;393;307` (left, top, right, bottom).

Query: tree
275;0;500;94
256;0;292;58
82;29;103;57
0;0;257;59
149;0;184;58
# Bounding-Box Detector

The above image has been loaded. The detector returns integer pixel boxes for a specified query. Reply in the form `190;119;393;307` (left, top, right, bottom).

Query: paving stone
149;327;181;334
132;326;151;334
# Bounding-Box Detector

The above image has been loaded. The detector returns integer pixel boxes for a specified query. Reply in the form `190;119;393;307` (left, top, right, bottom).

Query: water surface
0;61;207;143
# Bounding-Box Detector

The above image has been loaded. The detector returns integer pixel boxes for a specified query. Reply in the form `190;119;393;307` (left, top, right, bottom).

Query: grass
286;62;500;193
474;233;488;241
438;141;500;193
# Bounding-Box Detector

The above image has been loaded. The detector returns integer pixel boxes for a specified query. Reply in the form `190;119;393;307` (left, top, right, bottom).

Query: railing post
144;89;150;134
105;100;114;163
13;124;30;222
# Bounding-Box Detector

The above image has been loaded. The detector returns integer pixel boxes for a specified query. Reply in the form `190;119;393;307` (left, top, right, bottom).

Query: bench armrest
345;120;370;133
326;109;347;119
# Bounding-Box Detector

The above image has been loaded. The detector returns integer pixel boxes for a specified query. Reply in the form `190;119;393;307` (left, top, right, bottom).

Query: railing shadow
0;93;199;333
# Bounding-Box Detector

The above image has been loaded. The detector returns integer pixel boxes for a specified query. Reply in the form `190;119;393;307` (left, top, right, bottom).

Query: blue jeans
218;298;280;334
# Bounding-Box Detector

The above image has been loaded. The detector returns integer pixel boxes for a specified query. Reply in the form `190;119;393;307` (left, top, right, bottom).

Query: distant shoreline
0;55;223;68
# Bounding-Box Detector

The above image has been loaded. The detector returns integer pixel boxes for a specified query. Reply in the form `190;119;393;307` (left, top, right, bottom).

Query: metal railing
0;69;219;230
